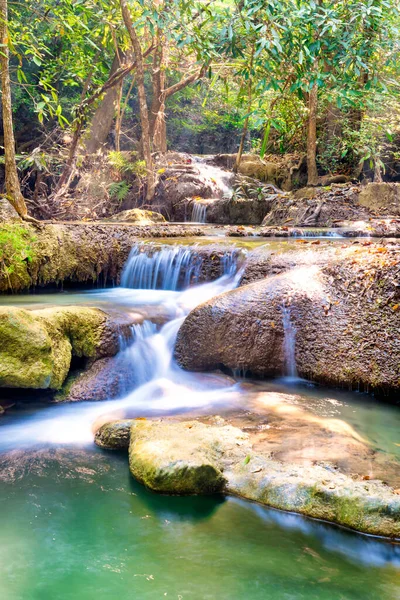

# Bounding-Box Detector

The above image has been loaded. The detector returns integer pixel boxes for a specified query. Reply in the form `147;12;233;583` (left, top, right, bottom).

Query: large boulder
358;182;400;215
128;419;247;494
262;184;372;227
0;306;132;389
175;245;400;396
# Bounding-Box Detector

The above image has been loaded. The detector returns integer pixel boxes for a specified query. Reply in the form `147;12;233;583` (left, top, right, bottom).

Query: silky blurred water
1;241;400;599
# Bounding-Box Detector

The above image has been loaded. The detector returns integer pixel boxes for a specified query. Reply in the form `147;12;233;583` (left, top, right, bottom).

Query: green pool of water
1;447;399;600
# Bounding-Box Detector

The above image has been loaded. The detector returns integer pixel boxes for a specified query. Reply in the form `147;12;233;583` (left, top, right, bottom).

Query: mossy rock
95;420;134;449
0;306;107;389
128;420;248;495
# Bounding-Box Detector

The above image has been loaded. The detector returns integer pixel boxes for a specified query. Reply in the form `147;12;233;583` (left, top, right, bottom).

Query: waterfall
193;156;234;199
191;202;207;223
0;262;245;449
121;243;240;291
281;305;298;379
121;244;202;290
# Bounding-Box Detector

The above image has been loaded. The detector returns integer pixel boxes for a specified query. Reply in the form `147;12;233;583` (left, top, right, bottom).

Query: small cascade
281;305;298;379
294;229;343;238
191;202;207;223
121;243;241;291
121;244;202;290
193;156;234;199
115;320;159;394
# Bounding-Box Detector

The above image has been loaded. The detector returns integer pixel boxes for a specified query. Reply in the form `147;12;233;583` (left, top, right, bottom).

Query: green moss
0;224;36;290
0;306;107;390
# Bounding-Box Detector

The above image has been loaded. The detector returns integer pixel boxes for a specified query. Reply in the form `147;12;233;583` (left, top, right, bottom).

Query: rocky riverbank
94;389;400;539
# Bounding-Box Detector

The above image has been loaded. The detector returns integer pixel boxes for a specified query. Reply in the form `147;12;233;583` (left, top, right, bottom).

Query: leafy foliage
0;225;36;284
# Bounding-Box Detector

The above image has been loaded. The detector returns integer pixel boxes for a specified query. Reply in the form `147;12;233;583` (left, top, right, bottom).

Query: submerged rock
0;306;131;389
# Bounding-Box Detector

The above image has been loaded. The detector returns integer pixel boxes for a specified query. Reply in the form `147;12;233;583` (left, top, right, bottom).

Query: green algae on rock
124;416;400;538
95;420;134;449
0;306;115;389
128;419;247;495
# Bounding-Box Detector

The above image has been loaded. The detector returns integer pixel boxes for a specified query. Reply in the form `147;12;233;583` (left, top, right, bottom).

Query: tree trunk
307;83;319;186
120;0;155;201
234;45;254;173
150;34;167;153
85;53;124;155
0;0;29;219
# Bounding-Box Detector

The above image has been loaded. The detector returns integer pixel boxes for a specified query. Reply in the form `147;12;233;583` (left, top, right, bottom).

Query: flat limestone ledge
0;222;206;293
226;460;400;539
96;417;400;539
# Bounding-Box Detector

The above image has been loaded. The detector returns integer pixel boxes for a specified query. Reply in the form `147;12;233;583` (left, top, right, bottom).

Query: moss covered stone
128;420;247;495
95;420;134;449
0;306;107;389
125;417;400;538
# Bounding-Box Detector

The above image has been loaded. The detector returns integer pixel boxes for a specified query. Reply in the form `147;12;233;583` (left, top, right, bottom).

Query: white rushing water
191;202;207;224
193;156;234;200
0;248;244;450
281;305;298;379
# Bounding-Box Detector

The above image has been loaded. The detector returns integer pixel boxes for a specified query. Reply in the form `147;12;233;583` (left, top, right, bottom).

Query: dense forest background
0;0;399;220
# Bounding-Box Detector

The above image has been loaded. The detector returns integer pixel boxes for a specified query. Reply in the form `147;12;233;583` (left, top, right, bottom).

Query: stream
1;240;400;599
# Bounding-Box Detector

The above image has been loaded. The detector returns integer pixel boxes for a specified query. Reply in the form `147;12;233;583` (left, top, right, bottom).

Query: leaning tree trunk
306;83;319;186
0;0;29;219
120;0;155;201
85;52;124;155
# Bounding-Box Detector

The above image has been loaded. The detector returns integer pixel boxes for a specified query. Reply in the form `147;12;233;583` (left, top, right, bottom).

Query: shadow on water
128;475;226;522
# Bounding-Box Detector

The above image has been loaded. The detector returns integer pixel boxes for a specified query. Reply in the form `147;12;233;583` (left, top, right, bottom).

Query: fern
108;151;147;178
108;181;131;202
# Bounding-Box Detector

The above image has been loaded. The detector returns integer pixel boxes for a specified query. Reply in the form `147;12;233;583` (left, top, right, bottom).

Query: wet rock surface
95;419;133;449
98;402;400;538
128;419;243;494
0;305;140;390
176;244;400;396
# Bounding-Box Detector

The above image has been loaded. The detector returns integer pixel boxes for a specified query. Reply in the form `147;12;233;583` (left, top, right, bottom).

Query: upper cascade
120;243;240;291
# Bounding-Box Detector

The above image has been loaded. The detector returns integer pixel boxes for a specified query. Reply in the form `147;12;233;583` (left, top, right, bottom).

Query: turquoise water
1;243;400;600
1;447;400;600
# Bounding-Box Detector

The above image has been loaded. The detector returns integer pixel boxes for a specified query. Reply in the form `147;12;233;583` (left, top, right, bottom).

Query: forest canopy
0;0;399;220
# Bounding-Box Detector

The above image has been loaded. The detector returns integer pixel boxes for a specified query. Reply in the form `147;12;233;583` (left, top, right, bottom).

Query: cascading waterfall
281;305;298;379
193;156;234;199
0;246;244;449
191;202;207;223
121;244;202;290
121;243;240;291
